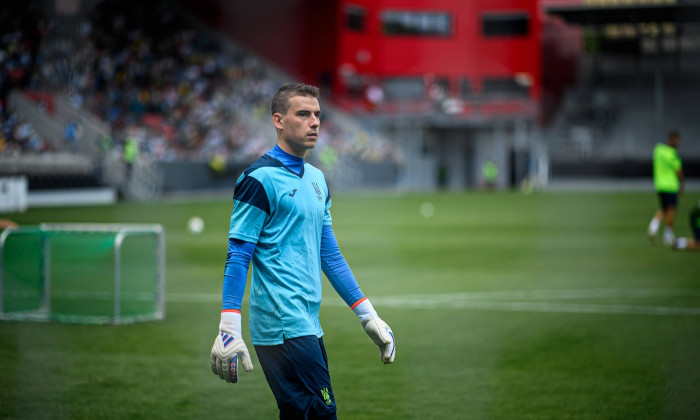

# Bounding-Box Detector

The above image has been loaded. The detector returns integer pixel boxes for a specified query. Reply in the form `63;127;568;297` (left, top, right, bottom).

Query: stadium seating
0;0;400;201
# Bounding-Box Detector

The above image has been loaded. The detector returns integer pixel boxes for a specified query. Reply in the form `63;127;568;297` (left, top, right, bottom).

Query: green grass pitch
1;190;699;419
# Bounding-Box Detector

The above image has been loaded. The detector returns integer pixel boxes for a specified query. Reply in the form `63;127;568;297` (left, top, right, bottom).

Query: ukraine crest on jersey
228;154;332;345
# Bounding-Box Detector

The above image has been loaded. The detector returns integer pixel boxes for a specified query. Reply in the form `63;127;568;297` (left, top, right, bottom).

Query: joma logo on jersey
311;181;322;202
289;189;297;197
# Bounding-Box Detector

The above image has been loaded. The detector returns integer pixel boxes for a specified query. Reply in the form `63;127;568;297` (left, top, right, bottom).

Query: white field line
166;292;223;303
375;288;700;301
6;290;157;301
166;288;700;316
369;297;700;316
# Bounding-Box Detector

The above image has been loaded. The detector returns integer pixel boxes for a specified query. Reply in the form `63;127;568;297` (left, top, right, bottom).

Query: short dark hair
668;129;680;140
271;83;320;116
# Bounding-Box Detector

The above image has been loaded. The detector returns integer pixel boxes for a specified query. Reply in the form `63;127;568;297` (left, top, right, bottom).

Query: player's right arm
211;238;256;383
211;169;269;384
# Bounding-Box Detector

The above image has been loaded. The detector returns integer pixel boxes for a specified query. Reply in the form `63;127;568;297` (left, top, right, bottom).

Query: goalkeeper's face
274;95;321;158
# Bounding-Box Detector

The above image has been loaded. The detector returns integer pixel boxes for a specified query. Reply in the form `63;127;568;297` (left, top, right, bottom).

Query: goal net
0;223;165;324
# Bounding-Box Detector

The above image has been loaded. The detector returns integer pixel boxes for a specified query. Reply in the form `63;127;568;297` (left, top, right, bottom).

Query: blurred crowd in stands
0;0;399;169
0;1;51;156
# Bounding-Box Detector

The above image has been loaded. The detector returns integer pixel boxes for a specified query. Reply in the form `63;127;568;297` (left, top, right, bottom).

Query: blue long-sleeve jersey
221;145;365;345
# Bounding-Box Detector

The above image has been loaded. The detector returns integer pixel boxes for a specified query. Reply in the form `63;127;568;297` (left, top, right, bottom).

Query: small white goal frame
0;223;165;324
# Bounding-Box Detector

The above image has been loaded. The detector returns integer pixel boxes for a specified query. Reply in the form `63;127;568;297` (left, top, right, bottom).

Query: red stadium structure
187;0;581;189
333;0;544;120
189;0;578;124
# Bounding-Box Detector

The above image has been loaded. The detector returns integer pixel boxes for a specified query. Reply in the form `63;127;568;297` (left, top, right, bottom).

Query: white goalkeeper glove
353;299;395;364
210;311;253;383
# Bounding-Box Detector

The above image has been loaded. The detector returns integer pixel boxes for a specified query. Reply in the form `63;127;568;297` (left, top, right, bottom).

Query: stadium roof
545;2;700;25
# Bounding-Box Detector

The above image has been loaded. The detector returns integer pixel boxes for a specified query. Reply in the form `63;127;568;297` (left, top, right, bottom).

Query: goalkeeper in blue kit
210;83;395;419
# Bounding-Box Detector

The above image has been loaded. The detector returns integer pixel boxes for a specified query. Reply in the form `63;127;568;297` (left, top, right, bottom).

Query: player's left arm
320;224;395;364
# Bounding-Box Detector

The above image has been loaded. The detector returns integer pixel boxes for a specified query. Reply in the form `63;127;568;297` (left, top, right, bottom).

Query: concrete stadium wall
158;160;398;195
157;161;248;194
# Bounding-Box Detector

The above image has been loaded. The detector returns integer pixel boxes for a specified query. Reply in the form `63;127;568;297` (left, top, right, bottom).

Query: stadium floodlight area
0;223;165;324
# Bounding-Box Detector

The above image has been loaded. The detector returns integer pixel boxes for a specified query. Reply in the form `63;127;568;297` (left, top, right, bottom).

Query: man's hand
362;317;396;364
353;298;396;364
210;331;253;383
210;311;253;383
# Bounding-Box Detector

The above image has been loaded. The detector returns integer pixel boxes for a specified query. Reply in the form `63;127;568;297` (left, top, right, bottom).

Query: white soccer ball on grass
187;216;205;234
419;202;435;218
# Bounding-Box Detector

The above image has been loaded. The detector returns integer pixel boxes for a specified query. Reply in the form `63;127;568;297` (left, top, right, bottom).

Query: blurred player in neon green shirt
482;159;499;191
647;130;684;245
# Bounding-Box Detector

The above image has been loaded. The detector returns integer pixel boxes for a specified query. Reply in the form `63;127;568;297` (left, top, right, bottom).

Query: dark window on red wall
382;10;452;37
482;77;530;98
482;12;529;37
459;77;472;97
345;5;366;32
383;77;425;100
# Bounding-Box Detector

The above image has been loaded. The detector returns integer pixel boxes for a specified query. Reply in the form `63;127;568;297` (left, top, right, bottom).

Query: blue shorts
657;192;678;210
255;336;337;419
